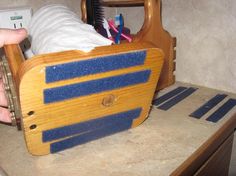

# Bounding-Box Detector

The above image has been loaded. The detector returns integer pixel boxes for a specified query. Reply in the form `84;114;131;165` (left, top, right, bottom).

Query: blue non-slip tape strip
152;86;187;106
43;108;142;142
46;51;147;83
44;70;151;104
206;98;236;123
50;119;132;153
157;87;198;111
190;94;227;119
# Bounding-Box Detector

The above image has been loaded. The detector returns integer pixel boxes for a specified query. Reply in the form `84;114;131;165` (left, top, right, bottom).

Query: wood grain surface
4;42;163;155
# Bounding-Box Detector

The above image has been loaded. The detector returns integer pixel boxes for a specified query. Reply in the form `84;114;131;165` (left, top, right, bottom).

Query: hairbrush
86;0;104;30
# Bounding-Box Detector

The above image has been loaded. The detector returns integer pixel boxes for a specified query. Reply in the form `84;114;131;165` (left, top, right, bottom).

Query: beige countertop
0;82;236;176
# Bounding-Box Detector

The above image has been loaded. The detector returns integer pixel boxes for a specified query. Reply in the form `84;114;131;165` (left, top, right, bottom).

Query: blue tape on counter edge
157;87;198;111
50;119;132;153
190;94;227;119
46;50;147;83
43;108;142;142
152;86;188;106
44;70;151;104
206;98;236;123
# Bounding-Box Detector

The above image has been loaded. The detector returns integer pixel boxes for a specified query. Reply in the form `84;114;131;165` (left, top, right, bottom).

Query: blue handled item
115;14;124;44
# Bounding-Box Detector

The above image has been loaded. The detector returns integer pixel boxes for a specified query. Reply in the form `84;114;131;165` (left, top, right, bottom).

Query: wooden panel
16;42;163;155
194;134;234;176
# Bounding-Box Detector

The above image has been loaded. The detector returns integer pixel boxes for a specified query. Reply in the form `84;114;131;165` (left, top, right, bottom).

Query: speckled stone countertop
0;82;236;176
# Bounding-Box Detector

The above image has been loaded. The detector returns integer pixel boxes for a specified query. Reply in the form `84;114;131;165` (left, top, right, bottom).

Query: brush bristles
86;0;104;30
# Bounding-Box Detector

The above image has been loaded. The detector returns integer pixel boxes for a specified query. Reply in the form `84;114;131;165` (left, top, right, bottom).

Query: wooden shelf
101;0;144;7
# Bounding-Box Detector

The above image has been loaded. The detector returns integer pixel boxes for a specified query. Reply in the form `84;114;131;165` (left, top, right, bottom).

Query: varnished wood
101;0;144;7
3;45;25;85
81;0;176;90
171;113;236;175
3;43;164;155
133;0;176;90
4;0;172;155
81;0;87;23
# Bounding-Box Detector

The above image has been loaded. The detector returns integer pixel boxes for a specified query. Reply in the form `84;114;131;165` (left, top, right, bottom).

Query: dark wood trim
101;0;144;7
171;113;236;175
194;134;233;176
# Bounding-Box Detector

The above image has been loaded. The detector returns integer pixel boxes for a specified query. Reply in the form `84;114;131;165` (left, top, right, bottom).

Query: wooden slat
101;0;144;7
173;37;177;48
173;61;176;71
3;44;25;84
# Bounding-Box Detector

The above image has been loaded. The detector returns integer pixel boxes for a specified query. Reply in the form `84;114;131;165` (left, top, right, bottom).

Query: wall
162;0;236;93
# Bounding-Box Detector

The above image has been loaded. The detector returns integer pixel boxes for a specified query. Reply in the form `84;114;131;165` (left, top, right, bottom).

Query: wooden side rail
1;45;25;129
3;44;25;86
134;0;176;90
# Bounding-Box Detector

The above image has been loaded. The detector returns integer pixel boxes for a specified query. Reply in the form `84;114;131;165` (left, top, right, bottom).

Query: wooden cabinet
171;114;236;176
194;134;234;176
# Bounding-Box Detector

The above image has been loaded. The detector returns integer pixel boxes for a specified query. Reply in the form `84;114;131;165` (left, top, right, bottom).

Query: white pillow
28;4;112;55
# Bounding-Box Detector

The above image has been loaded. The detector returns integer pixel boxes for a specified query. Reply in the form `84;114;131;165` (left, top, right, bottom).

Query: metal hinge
0;56;22;130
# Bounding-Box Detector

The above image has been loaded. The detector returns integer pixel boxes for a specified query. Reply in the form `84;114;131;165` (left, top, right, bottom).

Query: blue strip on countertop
157;87;198;111
206;99;236;123
190;94;227;119
152;86;188;106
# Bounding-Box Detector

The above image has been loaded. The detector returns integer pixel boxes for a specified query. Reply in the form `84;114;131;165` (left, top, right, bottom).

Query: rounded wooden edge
81;0;87;23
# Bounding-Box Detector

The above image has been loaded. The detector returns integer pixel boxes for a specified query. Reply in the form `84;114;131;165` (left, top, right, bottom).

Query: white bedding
28;4;112;56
